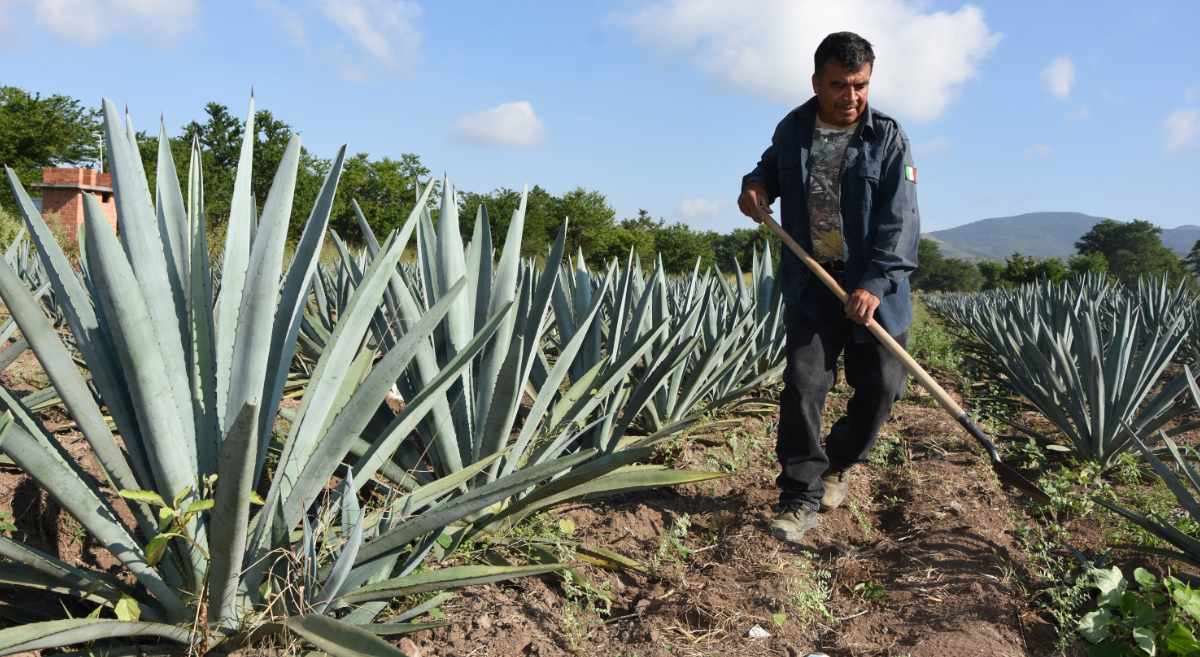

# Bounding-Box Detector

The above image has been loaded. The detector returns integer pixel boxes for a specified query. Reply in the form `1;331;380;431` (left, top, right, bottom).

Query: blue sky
1;0;1197;234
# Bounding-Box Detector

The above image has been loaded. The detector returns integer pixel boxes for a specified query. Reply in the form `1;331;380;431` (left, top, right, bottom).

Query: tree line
3;83;1197;287
914;219;1200;293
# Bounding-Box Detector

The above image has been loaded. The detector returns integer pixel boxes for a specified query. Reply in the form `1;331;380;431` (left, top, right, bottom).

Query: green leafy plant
851;580;887;600
1078;566;1200;655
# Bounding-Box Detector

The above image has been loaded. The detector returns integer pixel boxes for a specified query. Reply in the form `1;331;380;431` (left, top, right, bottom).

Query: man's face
811;61;871;127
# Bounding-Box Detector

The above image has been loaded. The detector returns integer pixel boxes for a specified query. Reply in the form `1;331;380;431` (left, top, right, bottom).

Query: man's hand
844;288;880;326
738;181;771;223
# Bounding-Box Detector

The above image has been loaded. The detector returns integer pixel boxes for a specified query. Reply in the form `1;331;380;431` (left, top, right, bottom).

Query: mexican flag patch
904;165;917;183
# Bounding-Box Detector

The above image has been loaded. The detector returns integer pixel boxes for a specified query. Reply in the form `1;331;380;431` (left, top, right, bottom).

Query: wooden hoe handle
750;205;1050;502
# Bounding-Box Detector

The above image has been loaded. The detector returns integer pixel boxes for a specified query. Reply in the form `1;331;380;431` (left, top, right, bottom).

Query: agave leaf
1094;498;1200;565
213;96;257;432
1124;427;1200;520
355;450;595;567
208;401;260;623
84;195;197;506
3;168;150;499
0;253;154;534
314;482;364;614
84;195;208;588
102;100;198;480
224;134;301;436
0;562;119;612
486;466;726;535
385;590;456;624
434;181;474;463
0;619;195;657
279;278;479;531
482;446;654;533
472;187;528;436
0;422;183;618
500;268;613;477
349;299;513;493
343;563;571;605
154;119;189;341
354;622;451;635
286;613;408;657
186;133;219;498
475;333;524;471
263;181;435;543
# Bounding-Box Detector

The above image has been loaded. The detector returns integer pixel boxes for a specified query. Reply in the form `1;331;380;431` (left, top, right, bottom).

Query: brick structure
30;168;118;240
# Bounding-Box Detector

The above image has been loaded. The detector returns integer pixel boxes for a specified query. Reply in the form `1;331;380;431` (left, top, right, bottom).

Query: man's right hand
738;181;772;223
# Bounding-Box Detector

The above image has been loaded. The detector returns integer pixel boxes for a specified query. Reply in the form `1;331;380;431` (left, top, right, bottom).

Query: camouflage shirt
807;117;858;262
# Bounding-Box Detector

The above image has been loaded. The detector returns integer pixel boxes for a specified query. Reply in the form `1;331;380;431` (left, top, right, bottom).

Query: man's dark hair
814;32;875;77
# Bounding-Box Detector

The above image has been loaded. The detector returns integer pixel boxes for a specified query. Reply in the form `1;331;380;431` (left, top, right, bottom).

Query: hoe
753;205;1051;504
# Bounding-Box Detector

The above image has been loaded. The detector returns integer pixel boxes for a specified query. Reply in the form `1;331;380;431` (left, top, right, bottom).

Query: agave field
0;97;794;657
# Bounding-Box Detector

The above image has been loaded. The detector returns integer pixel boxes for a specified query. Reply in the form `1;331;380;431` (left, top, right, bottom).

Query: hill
926;212;1200;261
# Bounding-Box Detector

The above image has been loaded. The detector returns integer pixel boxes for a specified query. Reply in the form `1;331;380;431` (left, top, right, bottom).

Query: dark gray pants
776;278;909;509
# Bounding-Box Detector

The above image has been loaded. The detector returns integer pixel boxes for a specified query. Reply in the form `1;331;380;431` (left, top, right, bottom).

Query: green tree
654;222;717;274
331;153;430;238
1000;252;1070;286
134;102;434;243
978;261;1008;291
0;85;101;212
457;185;554;256
550;187;617;262
600;209;661;266
1067;251;1108;277
1181;238;1200;278
1074;219;1188;283
711;225;780;274
910;239;982;292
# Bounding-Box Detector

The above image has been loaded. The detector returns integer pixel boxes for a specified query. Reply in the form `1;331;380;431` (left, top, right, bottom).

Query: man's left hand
844;289;880;326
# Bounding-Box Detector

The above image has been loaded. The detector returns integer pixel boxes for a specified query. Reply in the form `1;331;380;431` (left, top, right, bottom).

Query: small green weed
869;432;900;469
908;297;962;373
1077;566;1200;655
847;499;871;541
1013;521;1091;649
851;580;887;599
653;514;694;570
785;553;835;629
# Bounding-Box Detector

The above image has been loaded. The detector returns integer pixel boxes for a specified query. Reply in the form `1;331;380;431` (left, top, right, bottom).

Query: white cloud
1065;104;1089;121
1041;56;1075;100
913;136;953;157
1;0;199;46
1161;109;1199;153
618;0;1001;123
678;198;727;219
1187;83;1200;104
1022;143;1055;159
452;102;548;148
317;0;423;79
1099;89;1127;105
253;0;306;44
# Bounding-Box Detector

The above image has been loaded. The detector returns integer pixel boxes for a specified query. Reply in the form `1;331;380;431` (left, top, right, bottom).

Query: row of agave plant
0;97;786;657
924;275;1200;580
925;273;1199;468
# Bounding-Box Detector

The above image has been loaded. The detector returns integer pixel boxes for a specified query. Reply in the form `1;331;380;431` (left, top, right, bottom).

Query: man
738;32;919;543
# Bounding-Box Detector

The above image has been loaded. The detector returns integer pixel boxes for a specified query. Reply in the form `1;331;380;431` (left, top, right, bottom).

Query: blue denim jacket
743;96;919;342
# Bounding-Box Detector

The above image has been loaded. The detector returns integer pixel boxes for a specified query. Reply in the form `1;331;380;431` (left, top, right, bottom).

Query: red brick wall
39;167;118;240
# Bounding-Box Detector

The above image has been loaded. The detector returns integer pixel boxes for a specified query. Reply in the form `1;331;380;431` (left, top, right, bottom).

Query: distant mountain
1163;225;1200;253
926;212;1200;261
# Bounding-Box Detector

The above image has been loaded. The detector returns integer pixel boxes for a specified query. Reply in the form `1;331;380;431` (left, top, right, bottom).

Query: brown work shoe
769;504;819;543
819;468;851;512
